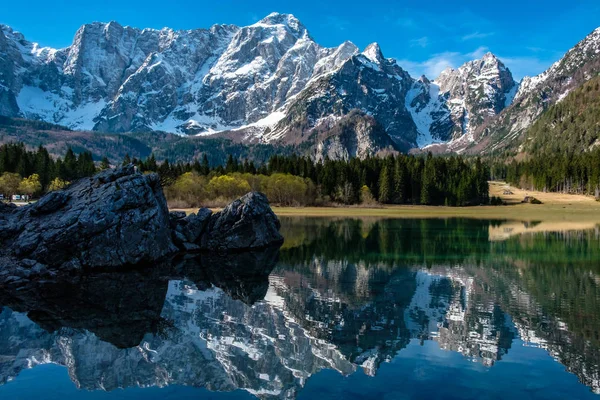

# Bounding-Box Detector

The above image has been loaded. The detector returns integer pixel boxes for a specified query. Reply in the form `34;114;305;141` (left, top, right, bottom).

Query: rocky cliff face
436;53;517;141
0;14;353;136
267;43;420;152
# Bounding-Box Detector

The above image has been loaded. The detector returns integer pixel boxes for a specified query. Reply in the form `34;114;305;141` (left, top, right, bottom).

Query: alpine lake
1;217;600;399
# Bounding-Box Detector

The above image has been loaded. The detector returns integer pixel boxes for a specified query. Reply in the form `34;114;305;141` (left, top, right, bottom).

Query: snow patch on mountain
16;86;106;130
406;81;449;147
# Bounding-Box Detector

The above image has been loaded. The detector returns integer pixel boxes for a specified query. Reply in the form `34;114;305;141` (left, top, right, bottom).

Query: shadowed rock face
0;166;283;277
0;247;280;349
169;192;283;252
0;165;176;272
201;192;284;251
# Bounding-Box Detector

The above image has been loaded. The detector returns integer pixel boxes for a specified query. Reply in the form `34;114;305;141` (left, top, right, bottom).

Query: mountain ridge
2;13;598;159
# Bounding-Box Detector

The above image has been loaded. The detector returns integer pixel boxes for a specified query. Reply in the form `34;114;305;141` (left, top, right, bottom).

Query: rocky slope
469;27;600;154
435;53;518;141
0;13;523;158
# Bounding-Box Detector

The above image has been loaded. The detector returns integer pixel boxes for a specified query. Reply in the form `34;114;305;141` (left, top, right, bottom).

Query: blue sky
2;0;599;80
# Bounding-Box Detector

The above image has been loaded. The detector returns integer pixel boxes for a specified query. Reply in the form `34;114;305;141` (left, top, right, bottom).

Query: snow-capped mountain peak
433;51;517;141
362;42;385;64
251;12;309;39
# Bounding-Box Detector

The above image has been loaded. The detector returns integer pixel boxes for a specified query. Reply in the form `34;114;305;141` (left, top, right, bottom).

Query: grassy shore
171;181;600;223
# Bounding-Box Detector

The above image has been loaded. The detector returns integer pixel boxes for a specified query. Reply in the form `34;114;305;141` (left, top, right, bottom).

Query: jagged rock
0;201;17;215
201;192;283;251
168;210;187;228
269;43;420;152
435;53;517;141
170;208;213;250
0;165;177;271
182;208;213;243
30;190;70;214
309;110;398;162
169;194;282;252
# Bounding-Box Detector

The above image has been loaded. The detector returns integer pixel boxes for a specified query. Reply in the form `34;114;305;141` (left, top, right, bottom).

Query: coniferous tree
63;148;78;181
393;156;406;204
100;157;111;170
378;158;392;203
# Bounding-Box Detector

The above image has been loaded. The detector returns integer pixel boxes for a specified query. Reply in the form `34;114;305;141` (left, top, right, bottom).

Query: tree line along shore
1;142;599;209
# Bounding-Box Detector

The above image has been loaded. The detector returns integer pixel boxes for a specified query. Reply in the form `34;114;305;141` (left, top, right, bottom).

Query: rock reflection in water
1;218;600;398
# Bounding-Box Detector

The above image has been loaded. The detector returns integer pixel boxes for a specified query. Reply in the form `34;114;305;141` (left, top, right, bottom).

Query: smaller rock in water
170;208;213;250
183;208;213;243
201;192;284;251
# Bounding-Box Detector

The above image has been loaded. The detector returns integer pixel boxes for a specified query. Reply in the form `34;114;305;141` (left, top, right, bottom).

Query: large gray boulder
0;165;177;271
200;192;284;251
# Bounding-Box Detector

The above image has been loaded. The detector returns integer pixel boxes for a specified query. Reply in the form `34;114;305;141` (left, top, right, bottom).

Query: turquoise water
1;218;599;399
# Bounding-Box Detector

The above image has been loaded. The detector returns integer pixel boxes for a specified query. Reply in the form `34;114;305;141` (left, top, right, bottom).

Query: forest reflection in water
0;217;599;399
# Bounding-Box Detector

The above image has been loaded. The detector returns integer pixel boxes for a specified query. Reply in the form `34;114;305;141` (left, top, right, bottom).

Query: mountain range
1;13;599;160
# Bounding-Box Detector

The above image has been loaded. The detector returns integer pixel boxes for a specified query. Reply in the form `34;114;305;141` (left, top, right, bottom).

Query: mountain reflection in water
1;217;599;399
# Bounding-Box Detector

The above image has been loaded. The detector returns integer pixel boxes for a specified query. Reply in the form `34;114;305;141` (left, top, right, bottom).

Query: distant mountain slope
472;27;600;154
519;75;600;155
0;117;285;164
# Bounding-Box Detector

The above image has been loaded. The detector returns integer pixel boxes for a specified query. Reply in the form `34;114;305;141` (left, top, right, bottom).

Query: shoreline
171;182;600;224
170;203;600;223
270;204;600;223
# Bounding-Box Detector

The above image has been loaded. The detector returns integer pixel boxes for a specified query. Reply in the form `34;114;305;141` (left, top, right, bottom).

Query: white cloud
396;17;416;29
497;55;554;81
396;47;489;79
410;36;429;48
397;45;555;81
461;31;495;41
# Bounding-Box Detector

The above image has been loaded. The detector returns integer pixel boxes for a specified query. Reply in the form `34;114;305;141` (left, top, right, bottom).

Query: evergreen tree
63;148;78;181
378;158;392;203
200;154;210;175
100;157;111;170
393;156;406;204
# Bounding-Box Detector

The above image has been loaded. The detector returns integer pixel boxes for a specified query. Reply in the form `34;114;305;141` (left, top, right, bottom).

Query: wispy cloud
410;36;429;48
394;9;497;44
398;46;555;81
247;13;259;24
526;46;546;53
397;47;489;79
461;31;495;41
497;55;554;80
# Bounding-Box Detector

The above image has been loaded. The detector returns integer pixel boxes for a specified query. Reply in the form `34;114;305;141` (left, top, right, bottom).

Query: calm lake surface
1;217;600;399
